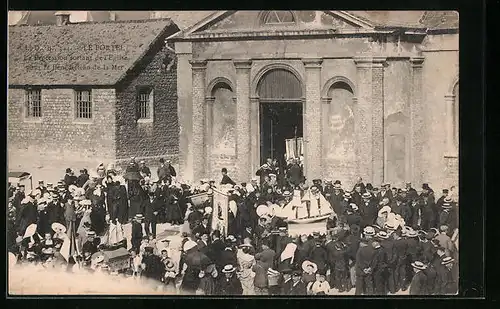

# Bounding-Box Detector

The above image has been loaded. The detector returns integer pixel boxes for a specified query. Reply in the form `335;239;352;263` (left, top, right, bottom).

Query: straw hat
301;260;318;273
411;261;427;270
363;226;376;236
204;207;213;215
441;257;455;266
222;264;236;273
376;231;390;239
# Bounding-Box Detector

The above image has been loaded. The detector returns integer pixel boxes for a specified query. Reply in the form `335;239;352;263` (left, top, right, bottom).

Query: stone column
320;97;330;175
190;60;207;182
353;57;374;183
174;42;193;181
205;96;215;179
250;97;260;175
410;57;425;184
444;94;455;154
371;57;386;186
234;59;252;183
303;58;323;183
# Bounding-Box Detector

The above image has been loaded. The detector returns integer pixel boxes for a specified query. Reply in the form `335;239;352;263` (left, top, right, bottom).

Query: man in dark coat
371;238;388;295
352;178;366;194
76;169;90;188
139;161;152;179
142;246;165;282
220;168;236;186
351;184;364;207
17;197;37;235
286;158;303;188
116;181;129;224
435;189;449;209
329;184;344;216
419;184;437;230
329;240;349;292
207;230;226;271
409;261;428;295
287;270;307;295
377;184;393;204
35;180;49;196
392;229;408;291
131;214;144;253
308;240;328;274
13;185;26;219
355;238;375;295
64;168;77;188
360;193;378;228
439;257;458;295
143;191;162;238
430;246;448;294
157;158;176;183
216;265;243;295
405;182;419;202
379;231;397;294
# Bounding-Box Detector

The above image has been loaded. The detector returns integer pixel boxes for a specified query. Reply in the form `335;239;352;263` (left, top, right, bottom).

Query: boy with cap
131;214;144;253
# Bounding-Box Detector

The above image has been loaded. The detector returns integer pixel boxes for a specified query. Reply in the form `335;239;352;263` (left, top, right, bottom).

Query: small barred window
25;89;42;118
75;89;92;119
137;87;153;120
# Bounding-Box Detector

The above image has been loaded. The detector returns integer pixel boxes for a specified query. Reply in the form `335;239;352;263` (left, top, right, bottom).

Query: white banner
211;188;229;237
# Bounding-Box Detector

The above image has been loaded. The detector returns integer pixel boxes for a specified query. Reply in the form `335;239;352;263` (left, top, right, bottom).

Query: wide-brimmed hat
239;243;253;249
226;235;237;243
222;264;236;273
441;256;455;265
411;261;427;270
333;183;342;189
87;230;96;236
134;214;144;220
256;205;270;217
51;222;67;234
343;192;351;198
363;226;376;236
79;199;92;206
282;190;292;197
301;260;318;273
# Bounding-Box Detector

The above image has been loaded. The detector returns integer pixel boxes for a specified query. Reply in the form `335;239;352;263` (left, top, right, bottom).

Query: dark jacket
409;270;428;295
355;244;375;275
143;196;162;220
216;274;243;295
220;175;236;186
287;280;307;295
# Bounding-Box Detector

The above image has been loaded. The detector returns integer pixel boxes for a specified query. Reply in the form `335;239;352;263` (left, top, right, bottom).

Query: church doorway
260;102;303;168
256;67;304;170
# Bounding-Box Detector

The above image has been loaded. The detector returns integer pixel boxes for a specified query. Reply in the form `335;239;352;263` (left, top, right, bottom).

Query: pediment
170;10;375;40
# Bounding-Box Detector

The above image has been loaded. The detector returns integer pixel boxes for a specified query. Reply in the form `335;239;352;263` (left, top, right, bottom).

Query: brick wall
115;43;179;162
8;87;117;175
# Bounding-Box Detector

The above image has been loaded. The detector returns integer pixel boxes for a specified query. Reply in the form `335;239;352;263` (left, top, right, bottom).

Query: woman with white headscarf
278;242;297;271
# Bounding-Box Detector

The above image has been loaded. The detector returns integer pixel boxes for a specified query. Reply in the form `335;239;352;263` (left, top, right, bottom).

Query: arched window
323;81;356;185
262;11;295;24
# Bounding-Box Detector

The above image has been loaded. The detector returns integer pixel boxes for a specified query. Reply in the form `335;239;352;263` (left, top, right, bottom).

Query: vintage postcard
7;10;459;296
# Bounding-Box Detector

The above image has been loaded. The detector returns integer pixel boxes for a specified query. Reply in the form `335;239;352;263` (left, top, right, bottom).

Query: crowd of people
8;156;458;295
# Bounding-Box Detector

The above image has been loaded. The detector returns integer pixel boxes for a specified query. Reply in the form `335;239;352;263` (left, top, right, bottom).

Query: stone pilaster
303;58;323;183
410;57;425;185
371;57;386;186
353;57;374;183
205;96;215;178
444;94;456;154
250;97;260;175
190;60;207;182
175;42;193;182
320;97;330;175
234;59;252;183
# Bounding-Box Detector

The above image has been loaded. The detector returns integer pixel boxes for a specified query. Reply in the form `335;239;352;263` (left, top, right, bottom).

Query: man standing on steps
157;158;177;183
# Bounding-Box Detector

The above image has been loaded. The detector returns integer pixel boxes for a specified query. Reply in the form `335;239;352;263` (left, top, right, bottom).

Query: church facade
169;11;459;189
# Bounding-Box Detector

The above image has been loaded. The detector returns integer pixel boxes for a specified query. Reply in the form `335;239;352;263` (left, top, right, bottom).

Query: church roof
8;19;178;86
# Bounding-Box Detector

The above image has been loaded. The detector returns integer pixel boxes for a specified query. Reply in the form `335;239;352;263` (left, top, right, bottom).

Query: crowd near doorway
257;67;304;170
260;102;303;168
